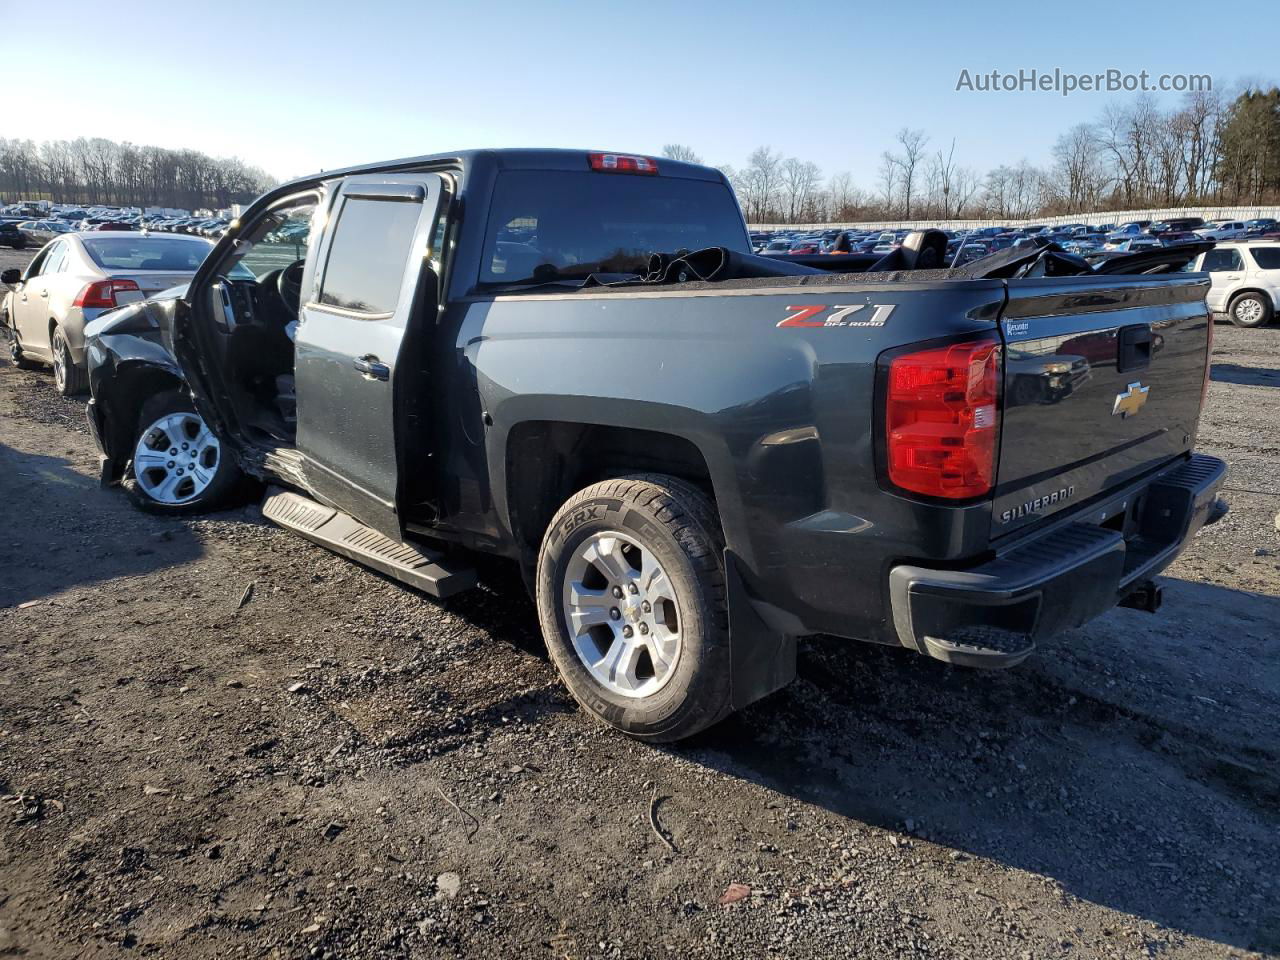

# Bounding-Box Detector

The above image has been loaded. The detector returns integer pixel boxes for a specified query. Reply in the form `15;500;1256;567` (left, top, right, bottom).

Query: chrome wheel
562;530;682;698
1234;297;1264;325
52;333;67;391
133;412;220;505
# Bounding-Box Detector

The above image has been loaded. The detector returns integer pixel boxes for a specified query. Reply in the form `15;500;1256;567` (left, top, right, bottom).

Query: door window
318;198;422;316
40;242;67;275
1202;249;1243;272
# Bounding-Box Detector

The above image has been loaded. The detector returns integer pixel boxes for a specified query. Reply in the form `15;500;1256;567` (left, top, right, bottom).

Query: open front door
294;174;446;539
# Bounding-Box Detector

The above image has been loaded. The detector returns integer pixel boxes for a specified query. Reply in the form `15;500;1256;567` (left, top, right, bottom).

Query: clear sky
8;0;1274;185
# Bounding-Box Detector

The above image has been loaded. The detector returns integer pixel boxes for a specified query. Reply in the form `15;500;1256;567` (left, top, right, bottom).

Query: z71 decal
777;304;896;328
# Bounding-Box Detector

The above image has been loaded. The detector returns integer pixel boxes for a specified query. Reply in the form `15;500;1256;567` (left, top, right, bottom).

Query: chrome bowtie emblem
1112;381;1150;418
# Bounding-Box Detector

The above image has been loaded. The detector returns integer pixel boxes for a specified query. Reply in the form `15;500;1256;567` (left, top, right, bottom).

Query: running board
260;487;475;599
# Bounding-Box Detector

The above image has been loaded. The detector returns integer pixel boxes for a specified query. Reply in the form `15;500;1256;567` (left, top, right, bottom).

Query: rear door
294;175;447;538
1201;247;1243;312
993;274;1211;537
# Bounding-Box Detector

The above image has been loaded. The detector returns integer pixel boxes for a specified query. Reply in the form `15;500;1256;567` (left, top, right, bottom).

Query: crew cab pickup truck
84;149;1227;742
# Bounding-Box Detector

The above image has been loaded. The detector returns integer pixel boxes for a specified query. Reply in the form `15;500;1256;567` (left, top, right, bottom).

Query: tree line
0;137;276;211
666;83;1280;223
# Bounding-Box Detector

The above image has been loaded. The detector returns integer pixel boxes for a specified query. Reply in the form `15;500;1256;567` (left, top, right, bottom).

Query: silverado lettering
999;486;1076;524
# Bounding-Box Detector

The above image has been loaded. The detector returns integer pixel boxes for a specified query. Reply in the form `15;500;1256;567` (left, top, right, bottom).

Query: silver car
1;231;215;395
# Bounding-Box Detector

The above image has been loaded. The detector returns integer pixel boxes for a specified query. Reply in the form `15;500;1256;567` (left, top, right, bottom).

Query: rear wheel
123;391;242;514
1229;292;1273;328
536;474;732;742
51;325;87;395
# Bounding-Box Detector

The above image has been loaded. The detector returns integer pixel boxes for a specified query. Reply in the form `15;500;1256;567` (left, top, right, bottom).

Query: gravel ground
0;243;1277;960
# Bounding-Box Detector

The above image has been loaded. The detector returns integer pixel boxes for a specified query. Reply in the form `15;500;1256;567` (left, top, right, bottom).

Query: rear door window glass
1202;249;1243;272
1248;247;1280;270
318;198;422;315
40;242;66;275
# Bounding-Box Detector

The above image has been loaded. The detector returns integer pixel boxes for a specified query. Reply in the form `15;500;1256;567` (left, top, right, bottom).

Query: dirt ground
0;244;1277;960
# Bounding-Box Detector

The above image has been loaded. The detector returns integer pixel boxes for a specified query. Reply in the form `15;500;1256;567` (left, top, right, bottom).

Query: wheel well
99;365;186;482
505;421;715;560
1227;288;1272;309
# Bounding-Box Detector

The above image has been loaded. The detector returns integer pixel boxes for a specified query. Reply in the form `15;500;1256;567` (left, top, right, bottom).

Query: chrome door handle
353;355;390;381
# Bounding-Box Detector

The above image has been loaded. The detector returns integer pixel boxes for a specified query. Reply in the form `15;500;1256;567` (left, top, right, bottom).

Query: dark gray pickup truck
85;148;1227;741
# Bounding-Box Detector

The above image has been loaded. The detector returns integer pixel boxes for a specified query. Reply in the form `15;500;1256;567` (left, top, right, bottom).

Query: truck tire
123;391;243;514
51;325;87;395
1228;292;1272;328
536;474;732;742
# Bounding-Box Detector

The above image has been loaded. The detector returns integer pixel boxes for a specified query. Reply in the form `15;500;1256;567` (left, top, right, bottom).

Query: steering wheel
277;259;305;314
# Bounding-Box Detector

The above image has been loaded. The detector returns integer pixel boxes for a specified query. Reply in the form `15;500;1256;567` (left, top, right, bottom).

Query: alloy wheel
133;412;220;505
1234;297;1264;325
561;530;682;698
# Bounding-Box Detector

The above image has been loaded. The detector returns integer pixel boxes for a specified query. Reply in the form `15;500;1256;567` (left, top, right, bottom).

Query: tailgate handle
1117;324;1152;373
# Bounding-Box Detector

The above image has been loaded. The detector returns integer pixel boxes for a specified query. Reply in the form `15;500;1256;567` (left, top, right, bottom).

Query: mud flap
725;549;797;711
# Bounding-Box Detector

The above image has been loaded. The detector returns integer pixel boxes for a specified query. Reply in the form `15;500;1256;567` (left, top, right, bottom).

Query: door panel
294;175;446;538
14;244;58;358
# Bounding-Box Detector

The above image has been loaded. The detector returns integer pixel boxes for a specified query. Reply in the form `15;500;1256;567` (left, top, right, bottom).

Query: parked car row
0;201;235;244
752;216;1280;268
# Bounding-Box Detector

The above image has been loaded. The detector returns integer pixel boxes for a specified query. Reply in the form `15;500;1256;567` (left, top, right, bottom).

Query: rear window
1249;247;1280;270
81;236;212;270
479;170;747;286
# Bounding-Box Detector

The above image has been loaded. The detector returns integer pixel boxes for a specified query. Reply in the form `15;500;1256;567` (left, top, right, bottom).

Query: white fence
749;206;1280;233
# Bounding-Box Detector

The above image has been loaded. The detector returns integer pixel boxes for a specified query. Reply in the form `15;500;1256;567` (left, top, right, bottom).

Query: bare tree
929;139;963;219
0;135;275;208
661;144;703;164
1051;124;1107;211
889;128;929;219
781;158;822;223
876;152;897;215
742;146;783;222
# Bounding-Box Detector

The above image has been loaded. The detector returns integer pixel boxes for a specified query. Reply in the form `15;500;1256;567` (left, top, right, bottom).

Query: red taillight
588;152;659;175
884;336;1002;499
73;278;140;309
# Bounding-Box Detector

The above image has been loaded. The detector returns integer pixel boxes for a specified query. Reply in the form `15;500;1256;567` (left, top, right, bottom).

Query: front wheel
123;391;242;514
7;328;40;370
536;474;732;742
1229;292;1273;328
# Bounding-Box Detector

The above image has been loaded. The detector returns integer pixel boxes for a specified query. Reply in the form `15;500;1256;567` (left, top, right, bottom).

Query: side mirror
1;268;21;285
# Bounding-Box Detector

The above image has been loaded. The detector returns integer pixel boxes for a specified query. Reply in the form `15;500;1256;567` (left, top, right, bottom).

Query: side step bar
261;487;476;599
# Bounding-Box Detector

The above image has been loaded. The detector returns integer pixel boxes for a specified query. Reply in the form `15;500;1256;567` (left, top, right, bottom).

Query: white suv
1195;219;1249;241
1194;241;1280;327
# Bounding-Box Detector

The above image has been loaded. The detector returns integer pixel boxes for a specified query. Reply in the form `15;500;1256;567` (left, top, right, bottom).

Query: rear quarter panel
448;280;1006;640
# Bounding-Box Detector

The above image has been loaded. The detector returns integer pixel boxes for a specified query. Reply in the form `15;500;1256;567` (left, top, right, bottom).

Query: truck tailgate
993;274;1211;537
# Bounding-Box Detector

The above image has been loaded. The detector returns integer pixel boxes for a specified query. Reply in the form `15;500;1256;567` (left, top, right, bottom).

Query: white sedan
1;232;216;395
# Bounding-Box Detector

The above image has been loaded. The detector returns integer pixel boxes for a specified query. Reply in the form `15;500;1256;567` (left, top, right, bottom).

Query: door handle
38;289;48;298
353;355;390;381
